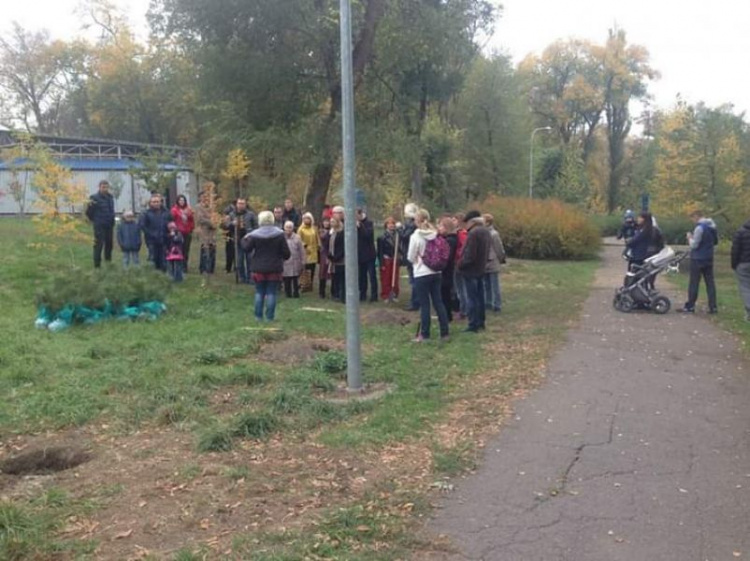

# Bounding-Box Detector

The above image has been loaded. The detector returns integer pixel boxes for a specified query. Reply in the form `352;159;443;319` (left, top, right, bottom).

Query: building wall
0;169;197;215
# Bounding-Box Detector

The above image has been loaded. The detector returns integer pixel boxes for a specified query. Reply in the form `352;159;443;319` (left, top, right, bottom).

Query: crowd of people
85;180;507;341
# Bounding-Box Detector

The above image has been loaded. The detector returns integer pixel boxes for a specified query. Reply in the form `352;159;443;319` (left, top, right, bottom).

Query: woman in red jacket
171;195;195;272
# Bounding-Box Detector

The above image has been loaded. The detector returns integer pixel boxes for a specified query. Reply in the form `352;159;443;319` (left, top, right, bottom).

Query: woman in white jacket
408;209;450;342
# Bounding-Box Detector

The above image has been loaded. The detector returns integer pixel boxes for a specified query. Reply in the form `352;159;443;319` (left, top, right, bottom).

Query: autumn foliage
483;196;600;260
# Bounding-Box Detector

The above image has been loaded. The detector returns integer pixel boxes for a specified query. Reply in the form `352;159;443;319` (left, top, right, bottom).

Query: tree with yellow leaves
28;143;89;243
222;148;251;200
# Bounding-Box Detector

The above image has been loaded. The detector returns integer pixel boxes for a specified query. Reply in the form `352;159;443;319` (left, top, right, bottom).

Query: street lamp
529;126;552;198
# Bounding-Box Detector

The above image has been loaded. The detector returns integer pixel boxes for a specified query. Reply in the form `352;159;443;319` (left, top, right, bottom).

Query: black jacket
117;221;142;252
357;217;377;263
86;192;115;227
282;208;301;230
459;223;491;278
139;208;170;246
242;226;291;274
398;219;416;266
224;208;258;240
377;230;397;262
731;220;750;270
442;233;459;280
330;230;345;265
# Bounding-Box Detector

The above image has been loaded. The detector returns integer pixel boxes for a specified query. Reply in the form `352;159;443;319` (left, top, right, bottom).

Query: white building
0;127;198;215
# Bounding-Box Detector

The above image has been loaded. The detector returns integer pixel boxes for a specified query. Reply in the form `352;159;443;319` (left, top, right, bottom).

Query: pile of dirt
259;337;344;366
0;445;91;475
363;308;414;326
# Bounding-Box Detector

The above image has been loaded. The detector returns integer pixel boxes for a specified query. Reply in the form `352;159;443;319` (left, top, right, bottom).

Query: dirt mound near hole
0;446;91;475
363;308;414;326
259;337;344;366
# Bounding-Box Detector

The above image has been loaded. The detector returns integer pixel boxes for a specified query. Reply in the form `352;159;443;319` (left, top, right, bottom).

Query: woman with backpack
407;209;450;343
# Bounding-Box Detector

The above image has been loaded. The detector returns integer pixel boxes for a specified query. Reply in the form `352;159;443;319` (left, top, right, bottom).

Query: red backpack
422;236;450;272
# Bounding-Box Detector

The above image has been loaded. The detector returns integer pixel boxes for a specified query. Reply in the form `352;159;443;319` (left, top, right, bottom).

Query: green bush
482;196;600;260
655;216;694;245
35;266;171;315
589;214;623;237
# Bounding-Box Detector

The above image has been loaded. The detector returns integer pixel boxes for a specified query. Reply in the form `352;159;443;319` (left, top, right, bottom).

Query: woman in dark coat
242;211;290;321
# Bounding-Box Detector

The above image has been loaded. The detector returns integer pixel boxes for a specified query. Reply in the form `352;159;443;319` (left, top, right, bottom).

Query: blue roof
0;158;191;172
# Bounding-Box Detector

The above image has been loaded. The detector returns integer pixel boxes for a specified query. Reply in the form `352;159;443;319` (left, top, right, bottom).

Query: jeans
199;245;216;275
93;224;114;267
464;275;486;331
150;243;167;272
122;251;140;267
169;260;184;282
686;258;717;310
454;271;468;315
414;274;450;338
407;264;419;309
736;263;750;313
254;280;280;320
359;259;378;301
484;272;502;311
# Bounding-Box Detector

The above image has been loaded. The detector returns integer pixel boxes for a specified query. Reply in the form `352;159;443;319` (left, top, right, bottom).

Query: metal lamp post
339;0;362;392
529;126;552;198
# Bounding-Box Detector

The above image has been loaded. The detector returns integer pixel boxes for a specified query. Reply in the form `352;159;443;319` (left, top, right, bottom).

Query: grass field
0;217;598;560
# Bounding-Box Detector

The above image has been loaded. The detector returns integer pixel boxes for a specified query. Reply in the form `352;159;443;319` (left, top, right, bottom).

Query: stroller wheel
613;295;623;311
619;297;635;313
652;296;671;315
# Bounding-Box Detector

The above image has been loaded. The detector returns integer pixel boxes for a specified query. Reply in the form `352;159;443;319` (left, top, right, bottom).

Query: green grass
0;217;599;560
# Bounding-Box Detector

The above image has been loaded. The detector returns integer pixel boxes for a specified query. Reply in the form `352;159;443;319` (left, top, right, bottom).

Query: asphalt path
428;243;750;561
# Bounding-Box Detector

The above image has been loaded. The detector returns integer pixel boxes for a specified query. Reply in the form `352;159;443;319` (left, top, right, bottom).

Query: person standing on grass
680;210;719;314
297;213;320;293
731;218;750;321
273;206;285;229
329;216;346;303
139;194;170;272
222;200;237;275
459;210;491;333
282;221;306;298
377;217;400;301
357;208;378;302
195;190;217;286
225;198;258;284
318;216;332;299
438;216;458;322
166;221;185;282
242;211;290;321
282;198;302;231
86;179;116;268
117;210;141;267
170;195;194;272
408;209;450;343
400;203;420;311
483;213;506;313
453;213;469;320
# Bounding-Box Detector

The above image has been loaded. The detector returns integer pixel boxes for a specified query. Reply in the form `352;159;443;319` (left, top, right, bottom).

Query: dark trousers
464;275;486;331
359;259;378;301
407;264;419;309
441;270;455;322
332;265;346;303
150;243;167;272
687;258;717;310
93;224;114;268
225;238;235;272
414;274;450;338
284;276;300;298
182;233;192;271
236;249;251;283
199;245;216;274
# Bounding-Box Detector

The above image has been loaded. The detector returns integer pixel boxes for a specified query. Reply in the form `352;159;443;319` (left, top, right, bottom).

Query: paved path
429;245;750;561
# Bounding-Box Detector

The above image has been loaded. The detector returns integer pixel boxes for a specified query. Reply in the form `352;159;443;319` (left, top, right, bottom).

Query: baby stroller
613;247;687;314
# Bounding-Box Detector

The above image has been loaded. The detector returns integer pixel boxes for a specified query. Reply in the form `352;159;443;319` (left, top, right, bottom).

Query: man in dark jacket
680;210;718;313
357;209;378;302
731;219;750;320
458;210;491;333
139;194;170;271
86;180;116;268
282;198;301;231
224;198;258;283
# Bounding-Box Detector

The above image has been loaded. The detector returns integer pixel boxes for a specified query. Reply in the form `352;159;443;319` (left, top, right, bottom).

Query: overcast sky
4;0;750;117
